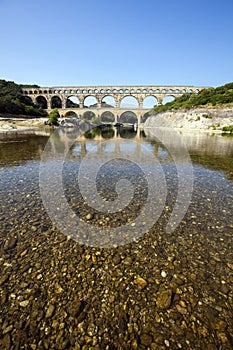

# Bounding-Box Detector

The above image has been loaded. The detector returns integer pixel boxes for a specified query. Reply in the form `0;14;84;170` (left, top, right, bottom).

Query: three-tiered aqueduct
22;85;206;124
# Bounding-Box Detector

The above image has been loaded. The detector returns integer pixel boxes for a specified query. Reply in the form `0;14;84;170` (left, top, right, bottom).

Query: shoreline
0;117;49;133
1;107;233;134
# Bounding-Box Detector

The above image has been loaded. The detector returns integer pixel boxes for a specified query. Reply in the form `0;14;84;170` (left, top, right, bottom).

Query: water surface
0;127;232;349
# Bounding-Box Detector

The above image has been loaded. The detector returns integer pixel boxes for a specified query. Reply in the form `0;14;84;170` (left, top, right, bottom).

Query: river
0;126;232;349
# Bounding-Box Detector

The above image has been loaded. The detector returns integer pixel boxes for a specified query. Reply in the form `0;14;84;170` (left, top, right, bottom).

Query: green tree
0;79;47;117
150;82;233;114
48;108;60;125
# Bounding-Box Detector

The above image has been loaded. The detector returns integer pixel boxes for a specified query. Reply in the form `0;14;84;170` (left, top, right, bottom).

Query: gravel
0;131;232;349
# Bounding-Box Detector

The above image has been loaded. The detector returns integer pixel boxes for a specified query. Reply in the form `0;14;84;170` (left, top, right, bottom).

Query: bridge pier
157;98;163;106
62;99;66;109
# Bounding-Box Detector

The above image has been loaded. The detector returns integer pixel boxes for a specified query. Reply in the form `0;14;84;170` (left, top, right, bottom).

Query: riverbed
0;127;232;349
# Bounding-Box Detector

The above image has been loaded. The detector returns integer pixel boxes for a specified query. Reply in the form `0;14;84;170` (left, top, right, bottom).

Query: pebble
134;276;147;287
19;300;29;307
176;304;187;315
4;237;17;250
227;262;233;270
3;325;13;335
2;334;11;350
161;270;167;278
156;289;173;309
45;304;55;318
0;274;9;286
140;333;153;346
210;319;227;331
86;213;93;220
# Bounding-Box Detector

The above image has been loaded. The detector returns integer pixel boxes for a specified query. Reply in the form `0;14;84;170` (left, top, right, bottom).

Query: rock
227;262;233;270
134;277;147;287
161;270;167;278
131;339;138;349
156;289;172;309
210;319;227;331
2;334;11;350
4;236;18;250
140;333;152;346
113;253;121;265
119;317;127;331
1;291;8;304
67;300;87;320
19;300;29;308
176;304;187;315
67;300;82;317
123;257;132;265
0;274;9;286
86;213;93;220
3;325;13;335
45;304;55;318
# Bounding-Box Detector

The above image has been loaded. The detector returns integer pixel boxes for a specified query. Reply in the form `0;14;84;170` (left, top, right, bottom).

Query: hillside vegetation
151;82;233;114
0;79;47;117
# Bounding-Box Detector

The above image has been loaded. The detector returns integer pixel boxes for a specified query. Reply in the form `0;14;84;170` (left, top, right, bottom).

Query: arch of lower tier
58;109;154;125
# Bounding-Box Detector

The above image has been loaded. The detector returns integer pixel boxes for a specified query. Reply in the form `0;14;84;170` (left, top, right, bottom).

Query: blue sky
0;0;233;88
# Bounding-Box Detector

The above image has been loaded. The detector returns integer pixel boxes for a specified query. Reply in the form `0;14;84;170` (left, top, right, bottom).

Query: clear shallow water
0;127;233;349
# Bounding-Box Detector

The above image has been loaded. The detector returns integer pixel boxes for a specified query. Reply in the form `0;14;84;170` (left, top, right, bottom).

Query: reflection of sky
71;139;173;166
73;141;140;155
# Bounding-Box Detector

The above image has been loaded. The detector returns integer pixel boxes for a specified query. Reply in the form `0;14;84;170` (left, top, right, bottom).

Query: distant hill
0;79;47;117
151;82;233;114
88;101;114;108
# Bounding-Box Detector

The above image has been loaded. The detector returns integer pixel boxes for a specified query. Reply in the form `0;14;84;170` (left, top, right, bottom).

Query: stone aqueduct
22;85;206;124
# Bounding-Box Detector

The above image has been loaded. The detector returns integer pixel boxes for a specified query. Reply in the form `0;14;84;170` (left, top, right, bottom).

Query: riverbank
2;107;233;133
0;117;48;133
144;107;233;131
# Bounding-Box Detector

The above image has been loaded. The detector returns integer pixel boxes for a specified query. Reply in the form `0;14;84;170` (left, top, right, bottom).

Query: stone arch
120;96;139;109
101;95;116;108
143;96;158;108
66;95;80;108
83;111;96;120
162;95;176;105
84;95;98;108
101;111;115;123
119;111;138;124
51;96;62;109
65;111;79;118
36;95;48;109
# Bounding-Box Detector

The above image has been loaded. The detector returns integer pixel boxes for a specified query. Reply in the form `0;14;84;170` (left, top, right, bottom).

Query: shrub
203;114;212;119
48;108;60;125
222;125;233;133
